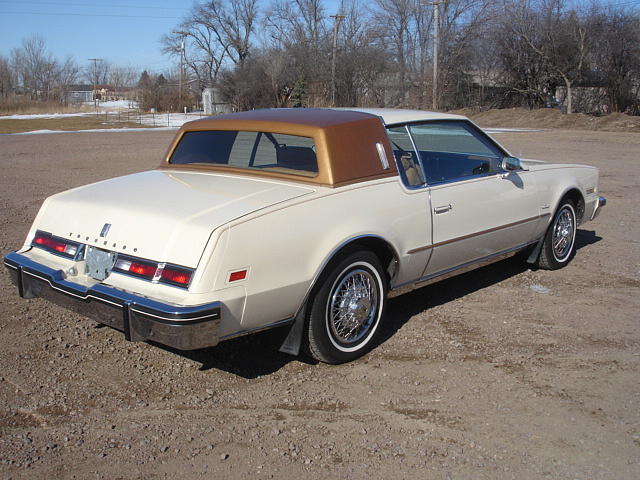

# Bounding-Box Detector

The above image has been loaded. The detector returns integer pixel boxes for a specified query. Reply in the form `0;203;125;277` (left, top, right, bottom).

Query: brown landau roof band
159;109;399;187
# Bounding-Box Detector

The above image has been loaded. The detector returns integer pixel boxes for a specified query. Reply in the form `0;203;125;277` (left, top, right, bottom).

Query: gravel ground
0;129;638;480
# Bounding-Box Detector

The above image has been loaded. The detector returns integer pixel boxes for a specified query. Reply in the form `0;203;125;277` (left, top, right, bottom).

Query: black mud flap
278;310;306;356
526;235;545;264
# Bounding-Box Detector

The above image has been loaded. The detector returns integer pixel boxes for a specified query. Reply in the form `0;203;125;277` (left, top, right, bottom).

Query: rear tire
305;250;387;364
537;200;577;270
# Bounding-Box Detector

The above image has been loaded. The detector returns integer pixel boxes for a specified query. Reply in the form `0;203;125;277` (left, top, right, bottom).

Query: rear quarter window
170;130;318;177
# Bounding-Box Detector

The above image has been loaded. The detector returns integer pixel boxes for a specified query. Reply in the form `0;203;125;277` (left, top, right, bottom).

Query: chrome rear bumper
3;252;221;350
591;196;607;221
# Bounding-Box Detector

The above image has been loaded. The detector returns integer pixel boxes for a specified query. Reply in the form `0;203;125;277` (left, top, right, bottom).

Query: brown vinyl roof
159;108;398;187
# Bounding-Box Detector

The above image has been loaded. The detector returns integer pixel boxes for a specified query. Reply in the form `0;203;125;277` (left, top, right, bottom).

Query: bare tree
109;66;138;92
265;0;326;50
370;0;414;105
507;0;589;114
11;36;55;98
589;5;640;113
58;56;80;86
198;0;259;68
261;0;330;105
160;0;640;115
85;59;111;87
163;0;258;92
0;55;13;98
335;0;389;106
8;36;79;102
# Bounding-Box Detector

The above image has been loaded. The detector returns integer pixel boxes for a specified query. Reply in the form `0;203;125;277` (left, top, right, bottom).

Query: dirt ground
0;128;638;480
458;107;640;133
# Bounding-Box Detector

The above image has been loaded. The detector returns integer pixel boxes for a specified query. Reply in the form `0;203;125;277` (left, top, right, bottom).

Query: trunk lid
34;170;314;267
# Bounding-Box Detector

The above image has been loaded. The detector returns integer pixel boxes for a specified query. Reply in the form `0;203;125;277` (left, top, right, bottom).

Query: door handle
434;204;452;214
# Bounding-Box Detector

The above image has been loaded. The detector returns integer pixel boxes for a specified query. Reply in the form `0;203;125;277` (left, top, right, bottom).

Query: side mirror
502;156;526;171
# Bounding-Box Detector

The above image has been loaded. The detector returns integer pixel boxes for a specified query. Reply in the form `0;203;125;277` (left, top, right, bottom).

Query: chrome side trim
391;241;536;295
406;214;547;255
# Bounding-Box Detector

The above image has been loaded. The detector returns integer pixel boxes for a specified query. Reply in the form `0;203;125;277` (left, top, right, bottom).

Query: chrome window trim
386;119;514;188
426;170;502;188
385;119;511;157
384;125;427;191
405;125;429;187
406;121;504;186
386;120;512;189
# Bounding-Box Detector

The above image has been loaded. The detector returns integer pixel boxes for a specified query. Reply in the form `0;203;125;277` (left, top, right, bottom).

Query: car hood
32;170;315;267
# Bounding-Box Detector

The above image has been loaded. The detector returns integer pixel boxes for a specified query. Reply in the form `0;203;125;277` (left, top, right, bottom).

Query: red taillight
130;263;157;277
229;270;247;282
113;256;193;288
114;258;157;280
32;231;79;258
160;266;193;286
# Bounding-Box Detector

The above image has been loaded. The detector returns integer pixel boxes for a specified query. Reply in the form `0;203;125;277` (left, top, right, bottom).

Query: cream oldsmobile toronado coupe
4;108;606;364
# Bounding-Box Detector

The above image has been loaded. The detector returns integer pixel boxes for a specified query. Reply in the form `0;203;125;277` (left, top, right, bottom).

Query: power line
1;11;177;19
0;0;188;9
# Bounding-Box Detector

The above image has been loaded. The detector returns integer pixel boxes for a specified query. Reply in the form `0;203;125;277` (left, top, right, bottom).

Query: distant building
66;85;94;103
94;84;117;101
202;87;231;115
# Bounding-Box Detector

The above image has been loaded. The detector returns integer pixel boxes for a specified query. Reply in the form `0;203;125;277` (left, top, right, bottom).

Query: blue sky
1;0;636;77
0;0;343;75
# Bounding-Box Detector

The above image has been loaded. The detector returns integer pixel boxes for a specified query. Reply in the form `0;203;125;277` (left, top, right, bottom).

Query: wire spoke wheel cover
306;250;387;363
328;268;379;345
551;205;576;262
536;200;578;270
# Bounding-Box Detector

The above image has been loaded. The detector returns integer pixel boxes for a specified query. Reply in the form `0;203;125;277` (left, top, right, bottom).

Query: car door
406;121;542;278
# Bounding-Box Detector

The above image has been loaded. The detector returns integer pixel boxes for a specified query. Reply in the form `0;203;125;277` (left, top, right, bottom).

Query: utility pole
330;13;345;107
423;1;445;111
173;31;188;113
88;58;103;108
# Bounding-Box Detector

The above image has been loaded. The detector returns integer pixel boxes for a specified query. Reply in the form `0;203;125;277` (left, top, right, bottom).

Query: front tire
537;200;577;270
306;250;387;364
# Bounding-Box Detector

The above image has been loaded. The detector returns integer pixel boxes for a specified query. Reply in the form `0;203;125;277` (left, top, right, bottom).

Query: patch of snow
0;112;93;120
529;284;551;294
94;100;139;109
2;127;178;136
138;112;205;127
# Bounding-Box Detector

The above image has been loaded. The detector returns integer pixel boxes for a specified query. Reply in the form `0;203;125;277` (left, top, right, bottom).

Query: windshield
169;130;318;177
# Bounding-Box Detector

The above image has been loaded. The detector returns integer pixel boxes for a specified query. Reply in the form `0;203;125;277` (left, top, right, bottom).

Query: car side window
407;121;503;185
386;126;425;187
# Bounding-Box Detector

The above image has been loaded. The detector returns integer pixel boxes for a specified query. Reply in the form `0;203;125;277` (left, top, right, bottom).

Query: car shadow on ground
155;325;314;378
375;228;602;348
160;229;601;378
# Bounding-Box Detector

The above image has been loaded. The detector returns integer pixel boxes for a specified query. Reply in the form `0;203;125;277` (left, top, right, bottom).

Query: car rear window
169;130;318;177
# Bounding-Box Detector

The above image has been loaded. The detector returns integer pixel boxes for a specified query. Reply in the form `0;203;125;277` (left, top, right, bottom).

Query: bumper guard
3;252;221;350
